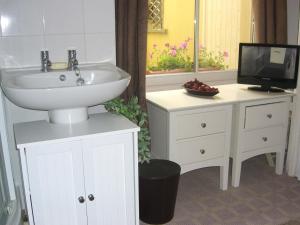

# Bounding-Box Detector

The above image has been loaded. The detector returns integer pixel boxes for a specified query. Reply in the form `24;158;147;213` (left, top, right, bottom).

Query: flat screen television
237;43;300;92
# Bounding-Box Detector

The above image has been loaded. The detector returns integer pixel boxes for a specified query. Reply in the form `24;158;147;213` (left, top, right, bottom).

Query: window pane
198;0;252;71
147;0;195;75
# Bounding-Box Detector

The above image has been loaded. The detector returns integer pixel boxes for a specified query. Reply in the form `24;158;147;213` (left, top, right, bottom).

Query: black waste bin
139;159;181;224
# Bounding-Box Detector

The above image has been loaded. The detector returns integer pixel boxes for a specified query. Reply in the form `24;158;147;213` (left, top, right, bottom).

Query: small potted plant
104;96;151;163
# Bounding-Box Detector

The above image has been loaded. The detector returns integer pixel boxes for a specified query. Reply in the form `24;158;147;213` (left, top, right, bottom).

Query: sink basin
1;63;131;124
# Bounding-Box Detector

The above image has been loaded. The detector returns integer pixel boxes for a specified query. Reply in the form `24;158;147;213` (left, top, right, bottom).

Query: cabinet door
26;141;87;225
82;133;136;225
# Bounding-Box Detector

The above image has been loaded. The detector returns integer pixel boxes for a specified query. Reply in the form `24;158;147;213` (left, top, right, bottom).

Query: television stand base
248;86;285;93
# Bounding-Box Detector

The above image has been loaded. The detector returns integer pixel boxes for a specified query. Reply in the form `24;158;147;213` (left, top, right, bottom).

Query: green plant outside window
147;38;229;73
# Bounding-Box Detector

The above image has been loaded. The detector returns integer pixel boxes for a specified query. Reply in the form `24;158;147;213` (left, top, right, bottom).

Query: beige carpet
281;220;300;225
141;155;300;225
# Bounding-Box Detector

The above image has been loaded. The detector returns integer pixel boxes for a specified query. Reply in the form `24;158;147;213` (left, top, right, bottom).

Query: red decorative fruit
183;79;219;96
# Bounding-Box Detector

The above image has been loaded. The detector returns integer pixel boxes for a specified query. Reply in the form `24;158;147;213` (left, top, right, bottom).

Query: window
146;0;252;75
147;0;195;74
148;0;164;32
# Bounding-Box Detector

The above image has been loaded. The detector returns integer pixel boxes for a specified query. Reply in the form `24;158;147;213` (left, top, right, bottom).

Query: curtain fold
115;0;148;108
252;0;287;44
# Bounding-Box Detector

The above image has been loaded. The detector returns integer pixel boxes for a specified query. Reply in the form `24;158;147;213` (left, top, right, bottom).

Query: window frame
146;70;237;92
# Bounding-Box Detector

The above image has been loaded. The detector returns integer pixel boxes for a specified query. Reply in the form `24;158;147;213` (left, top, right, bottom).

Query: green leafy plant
148;38;193;72
104;97;151;163
199;47;229;70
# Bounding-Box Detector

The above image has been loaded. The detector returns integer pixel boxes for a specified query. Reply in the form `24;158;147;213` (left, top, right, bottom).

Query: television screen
238;43;300;91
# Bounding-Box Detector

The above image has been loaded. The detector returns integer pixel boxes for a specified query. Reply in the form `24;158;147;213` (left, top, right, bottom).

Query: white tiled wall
0;0;116;68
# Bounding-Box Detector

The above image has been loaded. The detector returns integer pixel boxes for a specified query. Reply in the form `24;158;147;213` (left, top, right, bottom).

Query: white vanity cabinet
26;141;87;225
14;113;139;225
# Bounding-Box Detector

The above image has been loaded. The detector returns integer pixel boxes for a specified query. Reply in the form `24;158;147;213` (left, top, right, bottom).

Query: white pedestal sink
48;108;88;124
0;63;131;124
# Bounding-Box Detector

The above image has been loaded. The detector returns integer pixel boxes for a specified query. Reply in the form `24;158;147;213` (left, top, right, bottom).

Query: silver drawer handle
267;114;272;119
201;123;207;128
262;137;268;142
200;149;205;154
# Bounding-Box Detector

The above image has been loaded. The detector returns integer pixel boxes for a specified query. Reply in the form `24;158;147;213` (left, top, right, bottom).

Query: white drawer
175;133;225;165
244;102;286;129
176;110;226;139
241;126;285;153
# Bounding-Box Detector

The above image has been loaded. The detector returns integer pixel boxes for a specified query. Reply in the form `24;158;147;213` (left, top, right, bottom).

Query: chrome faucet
74;67;85;86
67;49;78;70
40;50;51;72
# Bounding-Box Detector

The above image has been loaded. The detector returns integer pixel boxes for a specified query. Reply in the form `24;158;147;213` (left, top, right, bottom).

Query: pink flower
180;42;188;49
165;43;170;48
170;49;177;57
171;45;177;50
223;51;229;57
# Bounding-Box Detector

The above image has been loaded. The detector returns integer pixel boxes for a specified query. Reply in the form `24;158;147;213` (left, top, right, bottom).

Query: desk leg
275;151;284;175
232;159;242;187
265;153;275;167
220;159;229;190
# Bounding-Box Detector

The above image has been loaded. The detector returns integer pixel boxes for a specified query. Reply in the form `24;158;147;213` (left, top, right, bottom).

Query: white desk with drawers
146;84;294;190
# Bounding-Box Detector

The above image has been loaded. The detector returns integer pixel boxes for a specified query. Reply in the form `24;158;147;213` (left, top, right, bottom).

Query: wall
0;0;116;207
287;0;300;177
0;0;115;68
287;0;300;45
0;134;9;225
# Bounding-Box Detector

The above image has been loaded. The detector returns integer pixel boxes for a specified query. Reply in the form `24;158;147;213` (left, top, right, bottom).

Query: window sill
148;28;168;34
146;70;237;92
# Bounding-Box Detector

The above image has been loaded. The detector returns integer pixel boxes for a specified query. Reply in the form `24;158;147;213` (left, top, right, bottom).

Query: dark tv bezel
237;43;300;90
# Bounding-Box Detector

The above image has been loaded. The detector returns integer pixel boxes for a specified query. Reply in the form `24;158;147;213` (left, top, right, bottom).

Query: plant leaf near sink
104;97;151;163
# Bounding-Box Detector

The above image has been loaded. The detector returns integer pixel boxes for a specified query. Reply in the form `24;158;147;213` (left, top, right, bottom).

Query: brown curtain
115;0;148;108
252;0;287;44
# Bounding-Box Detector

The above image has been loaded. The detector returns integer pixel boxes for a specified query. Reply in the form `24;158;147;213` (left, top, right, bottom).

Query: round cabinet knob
267;114;272;119
201;123;207;128
59;74;66;81
88;194;95;201
262;137;268;142
78;196;85;203
200;149;205;154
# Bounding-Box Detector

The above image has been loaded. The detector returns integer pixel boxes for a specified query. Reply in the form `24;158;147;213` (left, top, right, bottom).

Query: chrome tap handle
41;50;49;61
41;50;51;72
73;59;78;67
68;49;78;70
68;49;77;60
47;59;52;67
